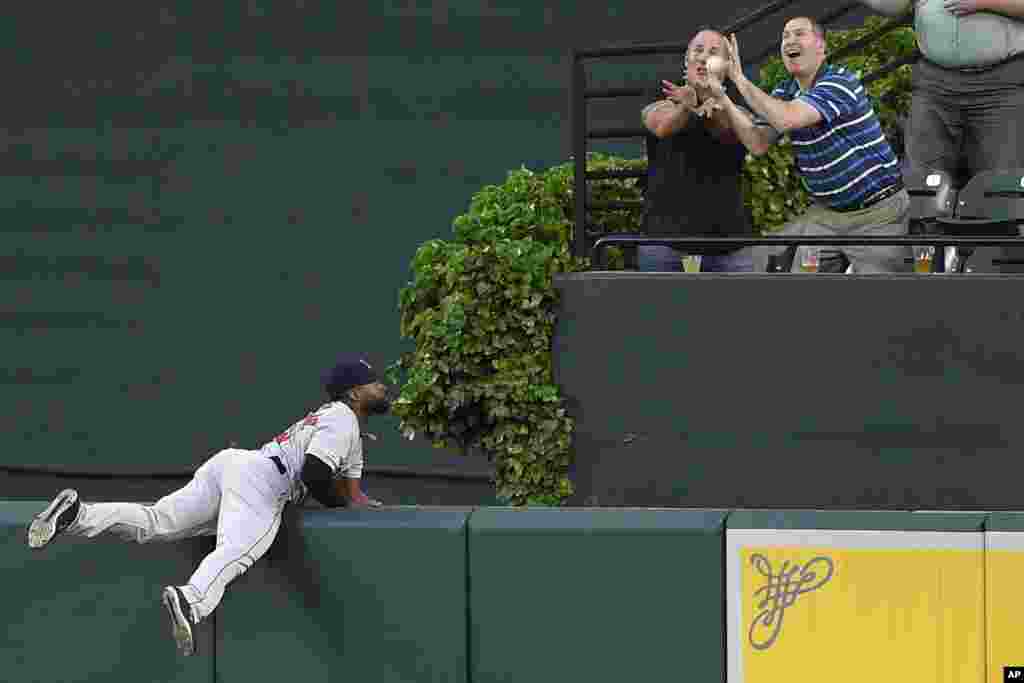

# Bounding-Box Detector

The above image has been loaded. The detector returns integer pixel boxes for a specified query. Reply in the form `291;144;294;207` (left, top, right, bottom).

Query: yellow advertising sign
986;533;1024;683
727;530;985;683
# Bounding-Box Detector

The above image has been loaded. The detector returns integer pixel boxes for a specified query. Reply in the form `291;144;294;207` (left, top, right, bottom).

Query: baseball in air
705;56;728;81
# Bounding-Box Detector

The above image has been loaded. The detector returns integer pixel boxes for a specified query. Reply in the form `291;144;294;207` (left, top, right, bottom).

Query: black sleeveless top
642;81;753;248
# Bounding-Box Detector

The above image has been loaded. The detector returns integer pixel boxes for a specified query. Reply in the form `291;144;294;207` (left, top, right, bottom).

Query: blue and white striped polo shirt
764;63;901;211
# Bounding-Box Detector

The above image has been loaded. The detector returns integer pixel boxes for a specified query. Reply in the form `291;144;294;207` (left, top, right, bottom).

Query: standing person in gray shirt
859;0;1024;179
860;0;1024;268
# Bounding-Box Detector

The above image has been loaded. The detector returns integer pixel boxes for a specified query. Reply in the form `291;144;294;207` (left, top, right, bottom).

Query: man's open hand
692;73;728;118
661;81;697;109
726;34;745;83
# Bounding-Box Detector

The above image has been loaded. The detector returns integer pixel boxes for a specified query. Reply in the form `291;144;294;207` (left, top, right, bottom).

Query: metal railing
590;235;1024;268
569;0;916;261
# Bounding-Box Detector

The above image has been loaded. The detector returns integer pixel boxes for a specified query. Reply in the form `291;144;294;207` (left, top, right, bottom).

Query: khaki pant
757;188;912;274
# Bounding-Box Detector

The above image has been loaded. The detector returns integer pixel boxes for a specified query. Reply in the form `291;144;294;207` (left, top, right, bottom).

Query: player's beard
366;395;391;415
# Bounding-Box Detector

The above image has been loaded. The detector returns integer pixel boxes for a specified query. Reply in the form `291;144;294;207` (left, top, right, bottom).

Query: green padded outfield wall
217;507;472;683
2;500;215;683
1;1;872;487
468;508;729;683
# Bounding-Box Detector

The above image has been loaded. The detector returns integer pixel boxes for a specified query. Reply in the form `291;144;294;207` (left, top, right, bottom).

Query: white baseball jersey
259;400;363;501
52;400;366;628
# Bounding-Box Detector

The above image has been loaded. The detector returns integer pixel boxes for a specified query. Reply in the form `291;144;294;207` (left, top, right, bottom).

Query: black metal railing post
570;49;587;261
589;235;1024;266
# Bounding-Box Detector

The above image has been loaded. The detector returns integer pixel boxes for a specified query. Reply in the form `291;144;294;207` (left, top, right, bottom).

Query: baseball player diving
25;353;391;656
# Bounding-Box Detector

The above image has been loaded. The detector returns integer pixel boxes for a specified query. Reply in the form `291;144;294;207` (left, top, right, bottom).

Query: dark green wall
469;508;727;683
554;272;1024;510
3;501;216;682
7;501;728;683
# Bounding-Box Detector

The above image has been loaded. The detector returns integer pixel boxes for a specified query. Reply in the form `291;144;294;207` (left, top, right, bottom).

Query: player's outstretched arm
342;477;382;508
301;454;347;507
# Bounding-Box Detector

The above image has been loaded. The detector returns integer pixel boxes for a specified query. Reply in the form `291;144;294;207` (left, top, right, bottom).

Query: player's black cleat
161;586;197;656
27;488;80;549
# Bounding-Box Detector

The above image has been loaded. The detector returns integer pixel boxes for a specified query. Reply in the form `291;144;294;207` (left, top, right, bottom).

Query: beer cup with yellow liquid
914;246;935;274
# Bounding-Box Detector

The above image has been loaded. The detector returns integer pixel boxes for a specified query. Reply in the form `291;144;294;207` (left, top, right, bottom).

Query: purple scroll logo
748;553;834;650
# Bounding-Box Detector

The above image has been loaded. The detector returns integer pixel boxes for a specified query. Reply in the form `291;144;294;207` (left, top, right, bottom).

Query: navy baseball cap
322;353;379;396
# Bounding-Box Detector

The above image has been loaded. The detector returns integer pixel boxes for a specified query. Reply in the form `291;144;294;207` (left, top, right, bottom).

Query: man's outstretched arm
642;81;698;139
714;92;780;156
731;75;820;134
720;34;821;135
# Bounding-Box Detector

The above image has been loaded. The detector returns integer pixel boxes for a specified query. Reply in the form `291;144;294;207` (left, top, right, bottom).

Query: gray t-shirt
914;0;1024;69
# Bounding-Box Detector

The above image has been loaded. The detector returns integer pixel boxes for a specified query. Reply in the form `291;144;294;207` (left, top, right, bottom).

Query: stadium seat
907;167;958;227
766;246;796;272
905;167;957;272
937;168;1024;273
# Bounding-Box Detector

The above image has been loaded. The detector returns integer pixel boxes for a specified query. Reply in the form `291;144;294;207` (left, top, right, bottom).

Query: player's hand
943;0;979;16
347;493;383;508
661;81;697;109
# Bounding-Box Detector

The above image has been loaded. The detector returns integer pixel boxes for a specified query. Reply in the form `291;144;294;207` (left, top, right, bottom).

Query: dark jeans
635;245;755;272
